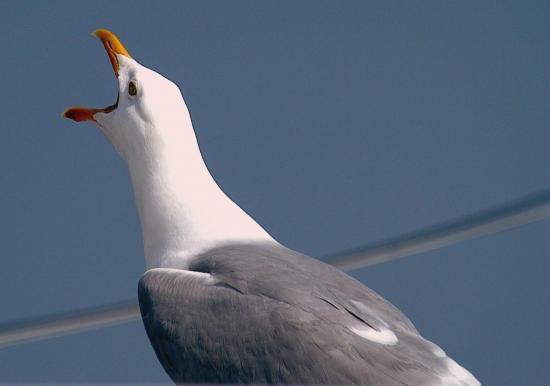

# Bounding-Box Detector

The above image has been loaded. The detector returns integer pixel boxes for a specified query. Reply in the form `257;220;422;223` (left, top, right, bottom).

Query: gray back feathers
139;243;479;385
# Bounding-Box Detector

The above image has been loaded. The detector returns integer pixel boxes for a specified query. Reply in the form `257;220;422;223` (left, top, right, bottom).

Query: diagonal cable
0;301;139;349
1;189;549;349
324;189;550;271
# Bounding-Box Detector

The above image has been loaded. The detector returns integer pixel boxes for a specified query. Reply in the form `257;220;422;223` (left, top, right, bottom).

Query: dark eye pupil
128;81;137;96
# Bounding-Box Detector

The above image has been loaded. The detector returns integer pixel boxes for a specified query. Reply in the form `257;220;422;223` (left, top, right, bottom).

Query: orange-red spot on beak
62;103;117;122
62;107;100;122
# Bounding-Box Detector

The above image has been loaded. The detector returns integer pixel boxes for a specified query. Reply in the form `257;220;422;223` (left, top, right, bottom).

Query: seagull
63;30;481;385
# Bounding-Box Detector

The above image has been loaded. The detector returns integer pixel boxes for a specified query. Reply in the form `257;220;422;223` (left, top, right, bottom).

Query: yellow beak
62;29;131;122
91;29;132;77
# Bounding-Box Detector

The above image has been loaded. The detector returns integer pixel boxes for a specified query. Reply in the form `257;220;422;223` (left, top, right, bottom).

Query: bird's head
62;30;275;265
63;29;189;161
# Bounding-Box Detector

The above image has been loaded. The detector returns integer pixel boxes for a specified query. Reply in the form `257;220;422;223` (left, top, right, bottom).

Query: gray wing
138;243;480;385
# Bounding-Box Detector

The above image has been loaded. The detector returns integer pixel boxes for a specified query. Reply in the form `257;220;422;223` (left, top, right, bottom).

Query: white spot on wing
350;326;398;345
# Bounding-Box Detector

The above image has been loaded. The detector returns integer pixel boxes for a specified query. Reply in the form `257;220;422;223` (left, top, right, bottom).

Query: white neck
122;100;275;269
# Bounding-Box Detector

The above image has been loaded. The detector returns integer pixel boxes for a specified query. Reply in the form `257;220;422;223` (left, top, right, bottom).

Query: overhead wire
1;189;549;349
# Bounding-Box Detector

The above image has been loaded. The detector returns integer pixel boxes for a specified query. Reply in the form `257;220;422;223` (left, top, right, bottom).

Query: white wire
0;302;139;349
1;189;549;349
325;190;550;270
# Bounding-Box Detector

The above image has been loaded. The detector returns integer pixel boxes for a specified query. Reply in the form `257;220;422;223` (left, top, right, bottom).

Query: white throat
101;87;276;269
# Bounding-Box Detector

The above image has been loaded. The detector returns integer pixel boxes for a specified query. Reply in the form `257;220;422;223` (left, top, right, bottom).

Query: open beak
62;29;132;123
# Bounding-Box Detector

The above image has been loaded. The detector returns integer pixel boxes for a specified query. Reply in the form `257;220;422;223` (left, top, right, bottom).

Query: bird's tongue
62;29;132;123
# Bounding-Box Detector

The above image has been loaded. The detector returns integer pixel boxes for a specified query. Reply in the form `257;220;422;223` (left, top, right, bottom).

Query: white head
96;54;187;162
63;30;275;269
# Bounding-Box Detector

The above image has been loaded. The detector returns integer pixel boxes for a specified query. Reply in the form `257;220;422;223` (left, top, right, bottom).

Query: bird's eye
128;81;137;96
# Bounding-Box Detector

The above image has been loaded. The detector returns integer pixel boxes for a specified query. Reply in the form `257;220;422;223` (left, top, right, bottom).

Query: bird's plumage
139;243;479;385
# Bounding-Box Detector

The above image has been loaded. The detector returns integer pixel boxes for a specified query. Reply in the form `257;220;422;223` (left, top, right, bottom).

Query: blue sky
0;1;548;384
